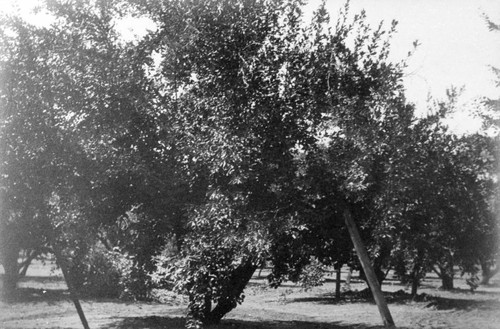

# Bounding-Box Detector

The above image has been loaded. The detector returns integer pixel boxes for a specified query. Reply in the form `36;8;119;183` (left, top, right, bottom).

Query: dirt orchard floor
1;260;500;329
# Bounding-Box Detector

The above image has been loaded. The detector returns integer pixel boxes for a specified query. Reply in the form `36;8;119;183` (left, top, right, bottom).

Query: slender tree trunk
335;266;342;299
18;249;39;278
438;259;454;291
410;254;424;298
257;260;265;278
373;244;391;286
373;262;386;286
346;266;352;286
410;276;419;297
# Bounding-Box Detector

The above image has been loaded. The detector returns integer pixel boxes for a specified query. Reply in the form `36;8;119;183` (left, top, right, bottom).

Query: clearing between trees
1;259;499;329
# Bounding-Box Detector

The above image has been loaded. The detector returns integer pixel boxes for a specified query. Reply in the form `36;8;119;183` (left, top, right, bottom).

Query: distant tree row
1;1;498;328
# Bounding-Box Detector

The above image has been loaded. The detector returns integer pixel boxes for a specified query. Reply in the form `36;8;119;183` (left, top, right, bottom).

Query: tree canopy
0;1;498;327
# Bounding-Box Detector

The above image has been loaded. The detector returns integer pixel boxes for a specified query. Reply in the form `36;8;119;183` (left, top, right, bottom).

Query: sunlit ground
1;259;500;329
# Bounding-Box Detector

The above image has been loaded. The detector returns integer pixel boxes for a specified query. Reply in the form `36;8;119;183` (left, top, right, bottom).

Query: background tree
0;16;79;298
479;13;500;284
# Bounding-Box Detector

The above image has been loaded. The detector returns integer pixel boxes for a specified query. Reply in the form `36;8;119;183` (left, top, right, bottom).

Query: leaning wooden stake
343;208;396;329
53;247;91;329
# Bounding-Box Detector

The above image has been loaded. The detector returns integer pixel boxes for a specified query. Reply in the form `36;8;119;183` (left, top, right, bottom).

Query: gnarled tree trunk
187;261;257;328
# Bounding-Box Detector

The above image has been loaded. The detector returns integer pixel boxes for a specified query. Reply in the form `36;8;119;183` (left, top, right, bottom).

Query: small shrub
119;264;154;300
67;244;134;298
298;259;326;290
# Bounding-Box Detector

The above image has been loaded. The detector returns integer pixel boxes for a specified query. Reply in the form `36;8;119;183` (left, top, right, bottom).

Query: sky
1;0;500;133
314;0;500;133
317;1;500;101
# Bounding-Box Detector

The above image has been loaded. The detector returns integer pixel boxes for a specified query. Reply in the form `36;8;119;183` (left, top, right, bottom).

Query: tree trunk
410;263;422;297
1;244;20;300
335;266;342;299
345;266;352;287
373;244;391;286
187;261;257;328
374;262;386;286
440;270;454;290
410;258;423;298
204;262;257;325
18;249;39;278
439;264;454;290
257;260;266;278
480;259;498;285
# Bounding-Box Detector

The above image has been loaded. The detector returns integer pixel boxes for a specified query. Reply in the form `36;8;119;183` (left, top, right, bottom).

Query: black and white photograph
1;1;499;328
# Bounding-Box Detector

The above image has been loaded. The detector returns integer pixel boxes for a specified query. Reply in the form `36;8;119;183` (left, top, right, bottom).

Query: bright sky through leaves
1;0;499;134
316;1;500;102
313;0;500;134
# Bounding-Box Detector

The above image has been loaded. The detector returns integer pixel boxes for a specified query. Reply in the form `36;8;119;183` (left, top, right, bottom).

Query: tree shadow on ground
101;315;401;329
1;288;70;304
441;287;500;296
102;315;185;329
322;277;366;284
0;287;152;305
424;296;500;311
287;289;500;311
18;275;64;282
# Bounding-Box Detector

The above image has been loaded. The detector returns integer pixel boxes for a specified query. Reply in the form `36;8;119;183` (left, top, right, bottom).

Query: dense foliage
0;0;498;327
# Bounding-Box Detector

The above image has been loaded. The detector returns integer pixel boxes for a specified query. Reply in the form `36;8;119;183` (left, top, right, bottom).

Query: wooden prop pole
343;208;396;329
53;247;91;329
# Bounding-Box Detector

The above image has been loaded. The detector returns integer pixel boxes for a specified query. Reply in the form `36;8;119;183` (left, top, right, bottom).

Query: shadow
0;273;63;282
0;287;158;306
288;289;376;305
322;277;366;284
18;275;64;282
424;296;500;311
1;288;70;304
101;315;407;329
246;281;304;290
102;316;185;329
246;281;270;288
441;287;500;296
286;288;500;312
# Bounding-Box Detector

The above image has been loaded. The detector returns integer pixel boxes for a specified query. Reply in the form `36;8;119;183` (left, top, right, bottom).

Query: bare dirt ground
1;260;500;329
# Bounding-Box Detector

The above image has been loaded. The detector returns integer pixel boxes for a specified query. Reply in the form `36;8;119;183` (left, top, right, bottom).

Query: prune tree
0;16;82;298
378;90;499;294
0;0;164;297
479;13;500;284
137;1;418;326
